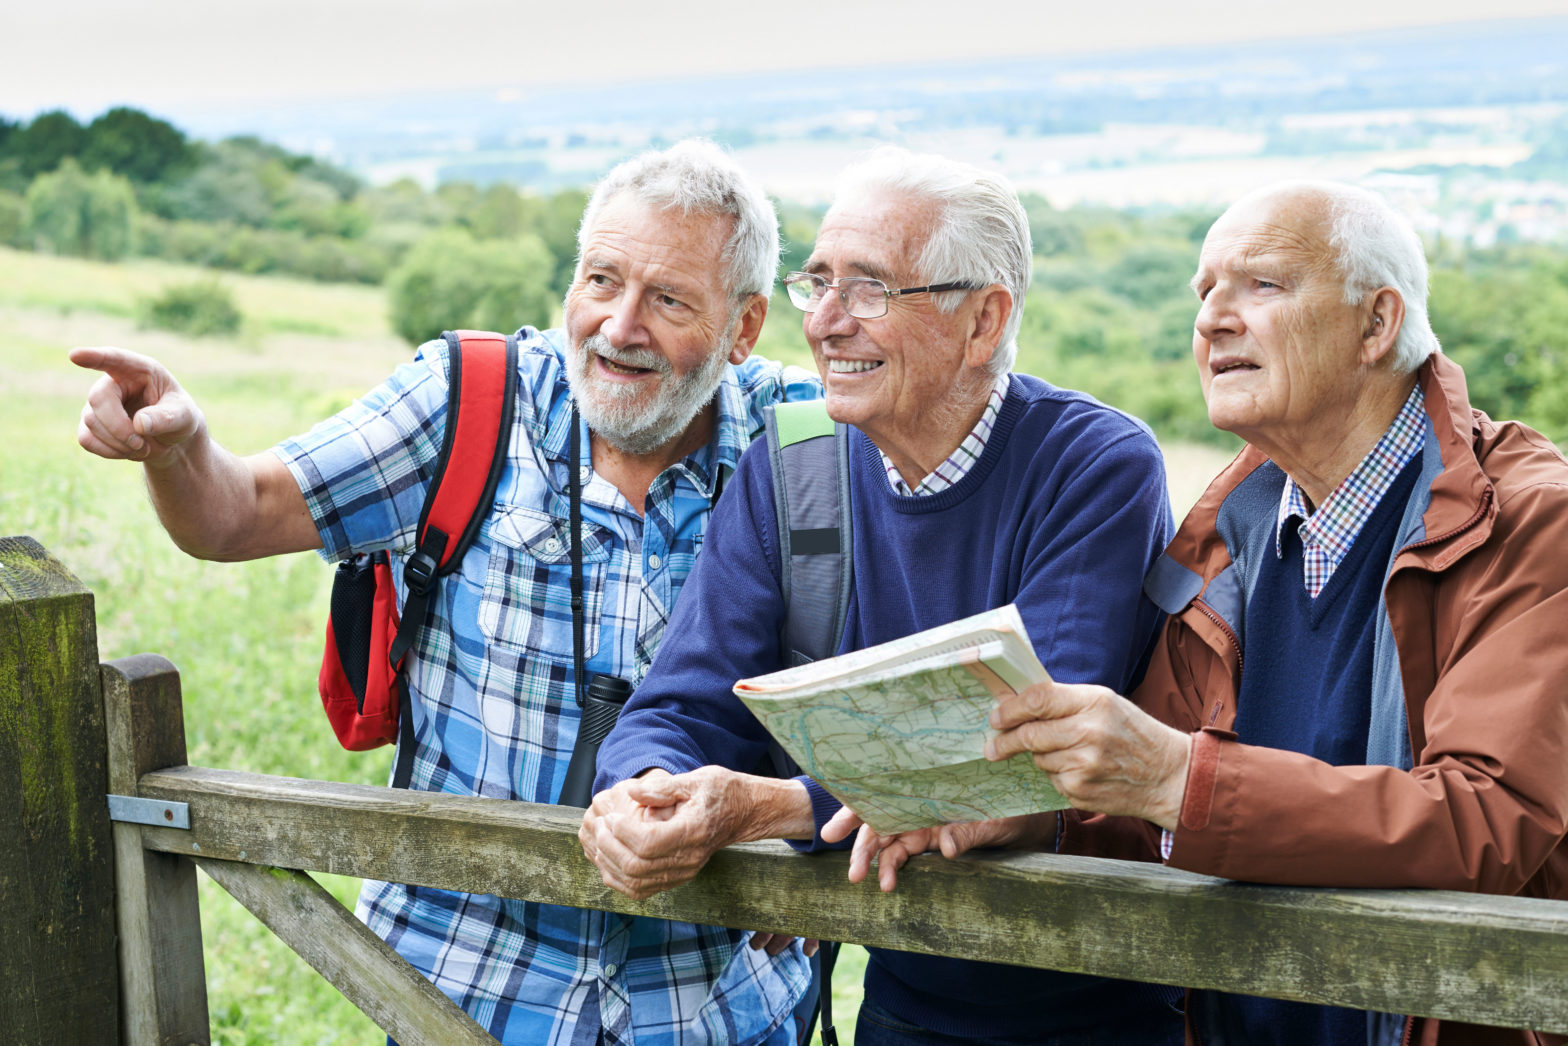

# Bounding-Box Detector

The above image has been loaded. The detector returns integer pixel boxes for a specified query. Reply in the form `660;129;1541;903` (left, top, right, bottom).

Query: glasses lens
842;278;889;319
785;274;826;311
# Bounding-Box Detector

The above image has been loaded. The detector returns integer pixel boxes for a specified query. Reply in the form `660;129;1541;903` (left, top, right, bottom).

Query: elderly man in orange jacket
830;180;1568;1046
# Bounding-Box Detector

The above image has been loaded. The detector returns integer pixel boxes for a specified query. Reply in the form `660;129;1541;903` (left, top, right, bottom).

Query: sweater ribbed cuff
784;776;849;853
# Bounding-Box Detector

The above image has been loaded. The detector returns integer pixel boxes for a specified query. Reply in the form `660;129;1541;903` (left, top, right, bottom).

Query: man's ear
728;294;769;365
963;285;1013;370
1361;287;1405;368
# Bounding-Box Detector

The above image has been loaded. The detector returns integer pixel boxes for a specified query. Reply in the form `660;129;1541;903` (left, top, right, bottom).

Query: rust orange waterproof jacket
1063;354;1568;1046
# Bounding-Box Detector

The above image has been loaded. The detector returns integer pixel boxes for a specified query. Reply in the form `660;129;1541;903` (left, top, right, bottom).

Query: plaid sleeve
732;355;822;438
273;340;452;562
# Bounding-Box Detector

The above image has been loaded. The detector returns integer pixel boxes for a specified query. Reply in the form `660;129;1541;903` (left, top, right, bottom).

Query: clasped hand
578;767;817;956
579;766;741;901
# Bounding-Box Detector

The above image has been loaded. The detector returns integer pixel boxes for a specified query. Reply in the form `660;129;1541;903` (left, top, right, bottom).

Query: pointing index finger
70;345;150;377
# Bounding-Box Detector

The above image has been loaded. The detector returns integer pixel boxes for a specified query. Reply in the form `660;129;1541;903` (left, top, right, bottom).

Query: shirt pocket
478;505;610;663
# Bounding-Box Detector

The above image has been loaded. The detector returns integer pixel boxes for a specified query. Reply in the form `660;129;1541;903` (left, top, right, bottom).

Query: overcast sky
7;0;1568;120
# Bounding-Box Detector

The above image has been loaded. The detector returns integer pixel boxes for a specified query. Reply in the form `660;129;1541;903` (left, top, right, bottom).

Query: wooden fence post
0;536;119;1044
104;654;209;1045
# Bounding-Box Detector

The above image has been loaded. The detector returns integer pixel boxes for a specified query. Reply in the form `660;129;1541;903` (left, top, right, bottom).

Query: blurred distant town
185;16;1568;248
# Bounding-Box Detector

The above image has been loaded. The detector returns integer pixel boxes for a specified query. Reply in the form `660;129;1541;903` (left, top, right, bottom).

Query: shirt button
544;538;561;553
603;962;618;978
648;554;662;570
580;465;592;482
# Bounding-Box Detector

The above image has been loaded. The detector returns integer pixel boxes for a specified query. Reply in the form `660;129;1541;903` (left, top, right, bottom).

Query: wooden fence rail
5;534;1568;1044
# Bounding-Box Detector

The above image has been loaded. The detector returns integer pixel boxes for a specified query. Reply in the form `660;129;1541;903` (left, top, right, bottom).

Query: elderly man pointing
858;182;1568;1046
581;148;1181;1044
74;140;819;1046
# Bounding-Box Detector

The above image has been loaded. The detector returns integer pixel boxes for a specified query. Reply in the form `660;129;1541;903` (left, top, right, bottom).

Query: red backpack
318;330;518;764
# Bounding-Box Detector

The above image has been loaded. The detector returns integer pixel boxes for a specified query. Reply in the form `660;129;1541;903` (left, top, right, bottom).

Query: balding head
1191;181;1432;499
1208;181;1439;373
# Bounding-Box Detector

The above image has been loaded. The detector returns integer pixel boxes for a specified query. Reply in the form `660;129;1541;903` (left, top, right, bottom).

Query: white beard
566;328;734;456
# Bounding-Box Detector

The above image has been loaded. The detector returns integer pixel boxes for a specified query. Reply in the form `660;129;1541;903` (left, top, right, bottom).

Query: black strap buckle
403;549;439;596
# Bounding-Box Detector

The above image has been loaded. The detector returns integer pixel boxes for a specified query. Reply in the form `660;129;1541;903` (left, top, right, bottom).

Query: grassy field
1;246;1232;1044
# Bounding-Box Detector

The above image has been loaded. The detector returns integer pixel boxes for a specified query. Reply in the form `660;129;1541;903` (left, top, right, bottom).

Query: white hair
577;139;780;304
833;146;1032;376
1243;180;1440;373
1326;184;1441;373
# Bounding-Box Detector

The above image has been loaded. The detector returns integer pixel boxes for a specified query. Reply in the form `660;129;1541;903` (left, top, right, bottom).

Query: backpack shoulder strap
764;400;852;668
388;329;517;668
765;401;852;1041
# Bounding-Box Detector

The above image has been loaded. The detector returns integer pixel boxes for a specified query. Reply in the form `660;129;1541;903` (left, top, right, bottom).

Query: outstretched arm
71;346;319;560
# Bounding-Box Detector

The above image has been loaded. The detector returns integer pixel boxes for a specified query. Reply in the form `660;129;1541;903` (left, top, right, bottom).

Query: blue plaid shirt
276;327;819;1046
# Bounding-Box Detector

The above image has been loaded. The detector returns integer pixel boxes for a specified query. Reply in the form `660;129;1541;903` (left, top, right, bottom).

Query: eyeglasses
782;272;980;319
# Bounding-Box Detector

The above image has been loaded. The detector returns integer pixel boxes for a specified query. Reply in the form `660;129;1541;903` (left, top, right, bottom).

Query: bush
0;190;24;247
386;228;556;346
25;158;138;260
136;215;394;284
138;280;244;337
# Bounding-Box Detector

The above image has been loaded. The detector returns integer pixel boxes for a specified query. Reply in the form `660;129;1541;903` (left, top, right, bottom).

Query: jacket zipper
1395;486;1492;558
1384;485;1495;813
1192;599;1243;726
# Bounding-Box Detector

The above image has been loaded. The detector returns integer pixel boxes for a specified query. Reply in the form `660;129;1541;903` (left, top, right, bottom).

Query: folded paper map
733;604;1068;833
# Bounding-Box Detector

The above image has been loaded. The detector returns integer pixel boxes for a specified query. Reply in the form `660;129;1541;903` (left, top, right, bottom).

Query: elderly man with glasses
580;147;1181;1045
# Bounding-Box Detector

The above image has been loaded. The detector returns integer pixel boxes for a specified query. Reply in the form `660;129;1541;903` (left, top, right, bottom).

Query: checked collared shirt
880;373;1011;495
276;328;818;1046
1275;385;1426;598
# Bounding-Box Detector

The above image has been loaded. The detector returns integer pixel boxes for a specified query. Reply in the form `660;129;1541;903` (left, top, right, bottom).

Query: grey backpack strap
764;401;853;668
765;403;853;1046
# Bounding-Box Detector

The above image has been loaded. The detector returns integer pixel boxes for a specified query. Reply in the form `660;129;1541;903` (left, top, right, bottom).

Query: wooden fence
5;534;1568;1044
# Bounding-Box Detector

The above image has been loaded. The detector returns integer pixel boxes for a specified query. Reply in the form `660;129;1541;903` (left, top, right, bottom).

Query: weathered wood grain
133;765;1568;1034
103;655;209;1045
196;859;495;1045
0;536;119;1044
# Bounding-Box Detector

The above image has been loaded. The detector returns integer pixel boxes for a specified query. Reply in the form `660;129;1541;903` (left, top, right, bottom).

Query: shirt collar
882;372;1012;497
1274;382;1427;565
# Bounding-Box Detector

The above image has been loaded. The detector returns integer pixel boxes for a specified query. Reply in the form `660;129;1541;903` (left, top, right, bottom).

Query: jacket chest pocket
478;505;610;662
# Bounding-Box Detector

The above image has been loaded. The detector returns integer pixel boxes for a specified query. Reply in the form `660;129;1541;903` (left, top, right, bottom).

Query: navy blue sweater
597;374;1175;1037
1201;456;1422;1045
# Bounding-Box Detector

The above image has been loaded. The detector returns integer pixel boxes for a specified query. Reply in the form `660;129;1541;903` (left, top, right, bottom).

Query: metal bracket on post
107;794;190;830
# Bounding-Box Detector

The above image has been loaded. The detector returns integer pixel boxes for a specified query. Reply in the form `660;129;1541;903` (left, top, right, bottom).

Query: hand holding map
733;605;1069;834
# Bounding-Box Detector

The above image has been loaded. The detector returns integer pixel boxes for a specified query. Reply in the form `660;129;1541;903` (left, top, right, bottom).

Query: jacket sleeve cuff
1180;728;1233;829
785;776;849;853
1166;727;1236;863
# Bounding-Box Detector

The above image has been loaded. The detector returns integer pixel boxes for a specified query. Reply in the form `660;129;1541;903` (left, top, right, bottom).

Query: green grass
3;249;1227;1043
4;256;408;1044
0;246;391;339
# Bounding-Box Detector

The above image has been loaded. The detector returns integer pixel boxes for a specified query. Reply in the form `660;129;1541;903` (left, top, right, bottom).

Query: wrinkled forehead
1196;191;1336;278
583;192;734;253
812;188;939;280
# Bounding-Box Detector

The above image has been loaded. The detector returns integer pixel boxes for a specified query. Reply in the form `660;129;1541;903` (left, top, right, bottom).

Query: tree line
0;107;585;340
3;107;1565;446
